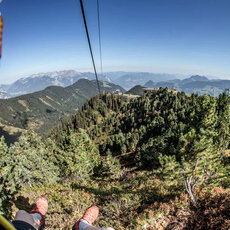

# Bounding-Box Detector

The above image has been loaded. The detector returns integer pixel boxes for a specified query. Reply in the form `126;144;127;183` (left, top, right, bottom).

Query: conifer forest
1;89;229;229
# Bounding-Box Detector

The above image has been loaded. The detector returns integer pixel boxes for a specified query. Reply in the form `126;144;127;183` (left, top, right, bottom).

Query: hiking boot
31;197;48;225
31;197;48;216
74;206;99;230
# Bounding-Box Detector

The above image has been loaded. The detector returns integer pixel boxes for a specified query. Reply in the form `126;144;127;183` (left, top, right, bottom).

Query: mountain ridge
0;79;124;144
2;71;229;99
6;70;96;97
0;71;180;98
144;75;230;96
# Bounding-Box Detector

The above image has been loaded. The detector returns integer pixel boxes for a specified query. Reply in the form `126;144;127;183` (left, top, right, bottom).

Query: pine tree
53;129;100;185
0;132;59;214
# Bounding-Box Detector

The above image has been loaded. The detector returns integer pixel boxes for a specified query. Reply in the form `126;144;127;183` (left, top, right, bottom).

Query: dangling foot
74;206;99;230
31;197;48;225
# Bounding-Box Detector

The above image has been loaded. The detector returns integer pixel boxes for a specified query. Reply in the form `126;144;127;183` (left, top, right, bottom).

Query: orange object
0;15;3;58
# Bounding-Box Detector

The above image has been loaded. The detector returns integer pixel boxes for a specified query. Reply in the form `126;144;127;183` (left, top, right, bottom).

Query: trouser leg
12;210;41;230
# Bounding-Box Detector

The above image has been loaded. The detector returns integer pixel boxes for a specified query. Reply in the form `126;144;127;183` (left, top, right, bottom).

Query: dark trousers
12;211;42;230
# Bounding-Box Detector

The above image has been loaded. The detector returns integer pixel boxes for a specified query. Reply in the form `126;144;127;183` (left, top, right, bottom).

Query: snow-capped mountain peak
7;70;95;97
0;87;9;99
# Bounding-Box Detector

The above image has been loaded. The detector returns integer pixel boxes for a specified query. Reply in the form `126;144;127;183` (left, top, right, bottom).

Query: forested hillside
0;89;229;229
126;85;144;96
0;79;124;144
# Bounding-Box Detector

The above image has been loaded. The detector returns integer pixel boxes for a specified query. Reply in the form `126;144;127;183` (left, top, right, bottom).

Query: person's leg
12;210;40;230
31;197;48;230
31;213;42;222
12;197;48;230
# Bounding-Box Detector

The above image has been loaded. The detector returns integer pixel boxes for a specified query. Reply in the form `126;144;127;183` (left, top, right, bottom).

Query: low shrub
187;188;230;229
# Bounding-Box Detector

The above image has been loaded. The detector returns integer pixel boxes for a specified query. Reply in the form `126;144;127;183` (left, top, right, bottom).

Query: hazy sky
0;0;230;84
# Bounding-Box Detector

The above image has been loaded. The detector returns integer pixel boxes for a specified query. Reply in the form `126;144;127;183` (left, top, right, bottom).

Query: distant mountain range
1;70;96;98
144;75;230;96
0;71;179;98
107;72;179;89
2;70;230;99
0;79;124;144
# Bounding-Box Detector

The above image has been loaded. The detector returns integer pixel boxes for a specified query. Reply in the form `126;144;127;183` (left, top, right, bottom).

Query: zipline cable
79;0;101;94
97;0;103;85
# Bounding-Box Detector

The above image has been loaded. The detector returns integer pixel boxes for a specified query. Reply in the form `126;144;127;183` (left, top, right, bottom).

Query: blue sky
0;0;230;83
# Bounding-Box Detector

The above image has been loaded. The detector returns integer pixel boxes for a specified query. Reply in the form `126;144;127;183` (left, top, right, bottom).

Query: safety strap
0;215;17;230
